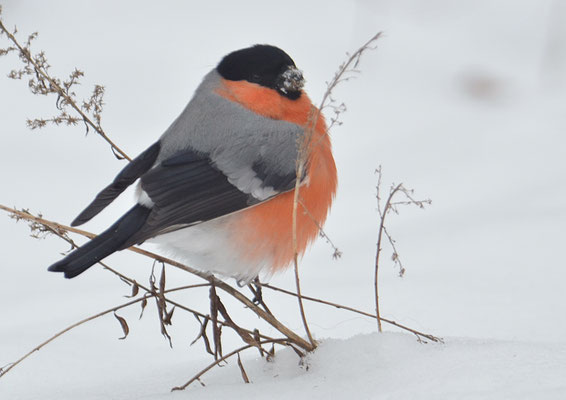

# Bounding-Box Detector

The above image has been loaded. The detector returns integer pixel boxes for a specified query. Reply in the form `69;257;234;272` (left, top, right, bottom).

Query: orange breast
217;79;338;272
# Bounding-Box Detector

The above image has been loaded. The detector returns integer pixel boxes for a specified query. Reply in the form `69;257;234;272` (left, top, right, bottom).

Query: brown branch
373;166;432;333
291;179;315;348
171;339;290;391
0;239;277;381
214;292;259;349
136;251;314;351
375;183;403;332
0;19;131;161
237;353;250;384
98;260;279;346
0;204;314;352
209;283;222;359
382;225;405;277
290;31;384;350
299;198;341;259
247;279;274;316
311;32;383;148
0;283;206;379
262;283;442;343
51;228;219;332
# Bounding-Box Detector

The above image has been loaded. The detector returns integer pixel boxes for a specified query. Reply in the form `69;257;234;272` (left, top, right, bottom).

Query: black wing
252;159;297;192
121;150;256;247
71;142;161;226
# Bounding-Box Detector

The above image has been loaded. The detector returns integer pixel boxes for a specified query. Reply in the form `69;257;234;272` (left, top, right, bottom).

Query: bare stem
373;166;432;333
262;283;442;343
0;241;279;380
0;204;313;351
0;19;131;161
291;175;316;349
289;32;384;350
299;198;341;259
375;183;403;332
0;284;202;378
171;339;290;391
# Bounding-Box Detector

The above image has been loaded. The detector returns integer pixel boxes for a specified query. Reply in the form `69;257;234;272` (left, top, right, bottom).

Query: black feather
122;150;252;246
252;159;296;192
50;148;277;279
48;205;152;278
71;142;160;226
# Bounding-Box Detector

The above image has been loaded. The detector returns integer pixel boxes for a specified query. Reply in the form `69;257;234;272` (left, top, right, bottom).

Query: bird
48;44;337;282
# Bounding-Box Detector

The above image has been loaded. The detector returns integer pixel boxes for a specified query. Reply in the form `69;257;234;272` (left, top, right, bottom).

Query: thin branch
311;32;383;147
262;283;442;343
375;183;403;332
373;167;432;333
134;250;314;351
171;339;291;391
382;225;405;277
237;353;250;384
0;204;314;351
290;31;384;349
100;262;278;345
291;179;315;347
247;279;274;316
209;283;222;359
0;283;203;378
0;18;131;161
299;198;341;259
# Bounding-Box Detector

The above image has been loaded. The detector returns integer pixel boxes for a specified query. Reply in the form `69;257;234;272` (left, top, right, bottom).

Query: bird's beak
278;67;305;94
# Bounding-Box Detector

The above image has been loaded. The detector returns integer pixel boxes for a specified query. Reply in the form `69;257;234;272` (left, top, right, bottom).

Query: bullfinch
48;44;337;282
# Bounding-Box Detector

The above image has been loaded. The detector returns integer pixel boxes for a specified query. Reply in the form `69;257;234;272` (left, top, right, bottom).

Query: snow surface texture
1;0;565;399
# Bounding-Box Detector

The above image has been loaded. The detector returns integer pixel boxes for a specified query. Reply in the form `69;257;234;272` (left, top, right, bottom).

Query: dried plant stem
262;283;442;343
299;198;341;258
0;262;278;380
0;19;131;161
0;204;313;351
312;32;383;147
0;283;202;378
374;183;403;332
134;251;313;350
291;179;316;349
247;280;274;316
289;31;384;350
236;353;250;384
4;207;228;336
172;339;289;391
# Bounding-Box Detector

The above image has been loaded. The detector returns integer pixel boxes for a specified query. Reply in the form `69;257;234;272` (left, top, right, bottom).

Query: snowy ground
1;1;565;399
4;333;566;400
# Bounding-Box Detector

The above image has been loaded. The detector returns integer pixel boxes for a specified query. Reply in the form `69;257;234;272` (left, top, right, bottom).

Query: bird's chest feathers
216;79;317;127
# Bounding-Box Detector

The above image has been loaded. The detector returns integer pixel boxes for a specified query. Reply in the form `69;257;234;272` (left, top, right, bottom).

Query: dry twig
171;339;291;391
0;14;131;161
0;282;209;378
0;205;313;351
374;167;432;332
261;283;442;343
290;31;383;349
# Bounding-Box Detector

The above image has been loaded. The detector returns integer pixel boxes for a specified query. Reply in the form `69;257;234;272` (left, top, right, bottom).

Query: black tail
48;205;152;278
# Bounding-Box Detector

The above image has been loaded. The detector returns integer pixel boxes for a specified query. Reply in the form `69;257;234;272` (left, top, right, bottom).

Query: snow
1;0;566;399
2;333;565;399
187;334;566;400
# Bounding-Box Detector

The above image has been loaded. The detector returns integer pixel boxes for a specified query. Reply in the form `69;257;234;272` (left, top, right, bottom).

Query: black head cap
217;44;304;100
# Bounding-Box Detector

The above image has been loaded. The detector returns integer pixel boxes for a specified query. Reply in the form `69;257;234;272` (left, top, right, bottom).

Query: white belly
147;214;272;283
